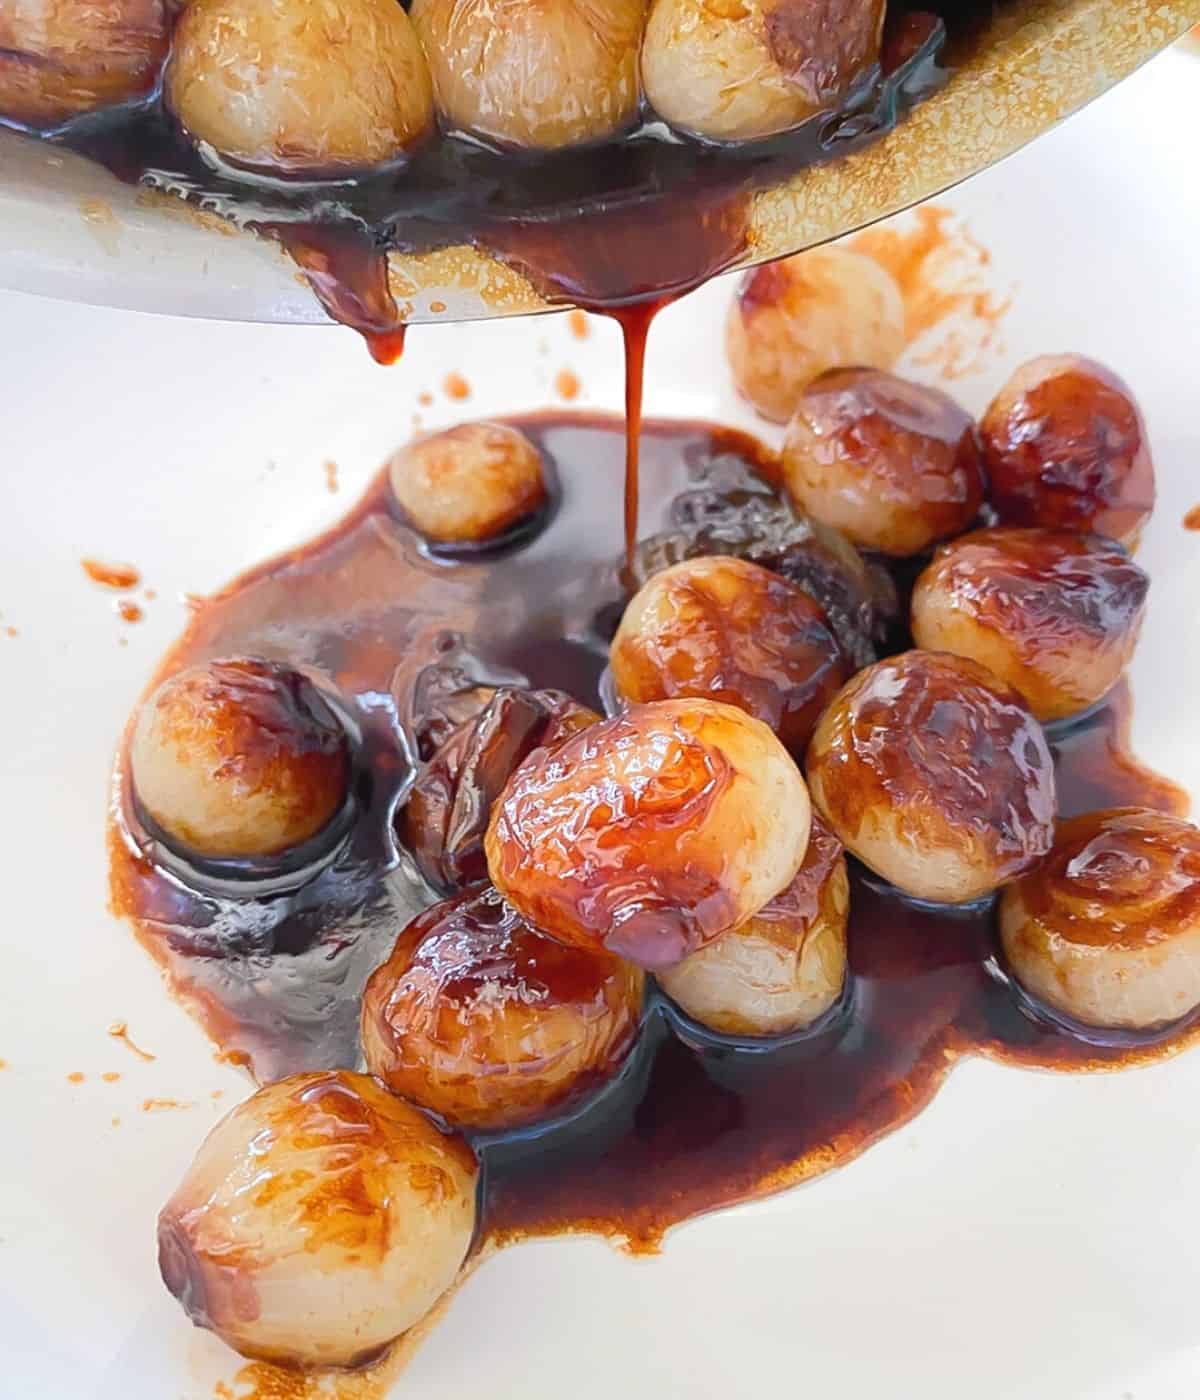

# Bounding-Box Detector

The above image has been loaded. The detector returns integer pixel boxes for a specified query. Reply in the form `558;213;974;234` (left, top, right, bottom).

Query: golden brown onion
157;1070;478;1366
658;815;847;1035
806;650;1057;903
1000;808;1200;1030
642;0;885;142
411;0;645;149
0;0;167;126
362;885;644;1129
980;355;1155;549
781;367;985;556
130;657;350;860
610;555;849;754
911;527;1148;723
167;0;434;172
388;422;548;545
486;697;811;968
725;247;905;423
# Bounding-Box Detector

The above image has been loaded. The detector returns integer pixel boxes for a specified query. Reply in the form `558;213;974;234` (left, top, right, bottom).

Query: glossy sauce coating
1000;808;1200;1030
157;1070;477;1366
485;697;811;968
610;554;850;753
0;0;167;127
806;649;1056;902
980;355;1155;548
911;527;1148;721
362;885;644;1129
111;412;1194;1260
401;687;598;893
781;367;985;555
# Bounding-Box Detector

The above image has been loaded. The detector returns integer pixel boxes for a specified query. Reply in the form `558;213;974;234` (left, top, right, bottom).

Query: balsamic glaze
109;411;1193;1252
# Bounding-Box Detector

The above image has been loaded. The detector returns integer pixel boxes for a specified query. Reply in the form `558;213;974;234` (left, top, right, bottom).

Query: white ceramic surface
2;41;1200;1400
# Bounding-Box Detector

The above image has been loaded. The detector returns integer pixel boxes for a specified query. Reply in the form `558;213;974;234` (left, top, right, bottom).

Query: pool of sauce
109;410;1193;1254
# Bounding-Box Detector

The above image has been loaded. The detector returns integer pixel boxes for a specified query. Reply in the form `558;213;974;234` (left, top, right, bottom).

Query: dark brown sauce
1184;505;1200;531
109;411;1193;1255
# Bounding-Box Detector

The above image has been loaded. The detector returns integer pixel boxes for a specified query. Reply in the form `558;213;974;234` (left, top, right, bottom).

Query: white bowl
2;39;1200;1400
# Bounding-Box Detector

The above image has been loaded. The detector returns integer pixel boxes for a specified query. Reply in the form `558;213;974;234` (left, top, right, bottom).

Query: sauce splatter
1184;505;1200;531
108;1021;157;1062
82;558;141;590
324;460;340;495
4;627;16;639
443;372;471;401
142;1097;194;1112
429;300;447;314
554;369;581;401
567;310;590;340
418;391;434;407
67;1072;85;1084
101;1071;122;1083
849;205;1012;380
117;600;144;624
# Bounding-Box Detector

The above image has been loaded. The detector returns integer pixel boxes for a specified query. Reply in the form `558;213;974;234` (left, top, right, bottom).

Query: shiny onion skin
980;355;1155;550
658;815;848;1036
911;527;1148;723
781;367;985;557
0;0;168;127
1000;808;1200;1031
411;0;645;150
130;657;351;860
610;554;850;755
486;697;811;968
157;1071;477;1366
400;687;598;893
362;885;644;1130
806;650;1057;904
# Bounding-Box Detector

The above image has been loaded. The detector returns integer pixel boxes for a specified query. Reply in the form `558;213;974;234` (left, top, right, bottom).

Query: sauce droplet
67;1071;85;1084
567;310;590;340
108;1021;157;1062
117;600;144;624
554;369;581;401
324;460;340;494
82;558;141;590
443;372;471;401
1183;505;1200;531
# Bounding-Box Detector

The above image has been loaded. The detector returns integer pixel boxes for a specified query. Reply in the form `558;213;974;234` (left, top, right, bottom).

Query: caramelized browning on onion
911;527;1149;722
610;555;849;753
0;0;167;126
1000;808;1200;1030
980;355;1155;549
781;368;985;556
157;1070;477;1366
806;650;1056;903
362;885;644;1129
486;697;811;968
642;0;885;142
388;422;549;545
130;657;351;860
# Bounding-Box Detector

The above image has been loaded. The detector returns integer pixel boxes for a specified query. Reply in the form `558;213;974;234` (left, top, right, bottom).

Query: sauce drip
40;8;951;349
109;411;1193;1254
82;558;141;589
